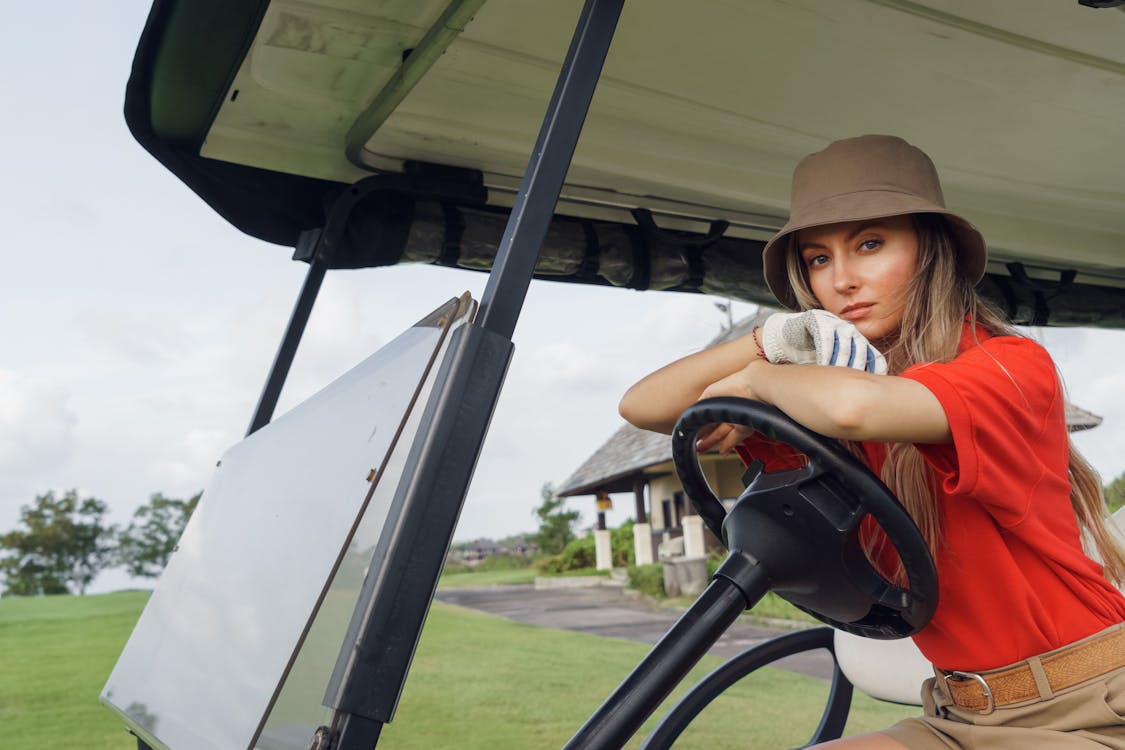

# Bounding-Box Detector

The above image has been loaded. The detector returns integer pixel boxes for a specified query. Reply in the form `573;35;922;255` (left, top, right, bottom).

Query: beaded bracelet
751;326;767;360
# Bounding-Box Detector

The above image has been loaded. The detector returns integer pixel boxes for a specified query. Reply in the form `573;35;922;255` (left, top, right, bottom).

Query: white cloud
632;295;733;352
75;309;197;367
1047;327;1125;484
0;370;78;475
522;340;613;389
147;427;234;497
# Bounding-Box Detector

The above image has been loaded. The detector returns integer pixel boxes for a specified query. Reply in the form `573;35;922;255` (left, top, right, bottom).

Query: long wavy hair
783;213;1125;584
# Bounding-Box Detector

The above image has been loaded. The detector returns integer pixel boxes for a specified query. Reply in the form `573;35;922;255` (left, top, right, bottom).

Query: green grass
667;591;820;626
2;592;919;749
0;590;149;749
438;568;538;587
382;603;917;749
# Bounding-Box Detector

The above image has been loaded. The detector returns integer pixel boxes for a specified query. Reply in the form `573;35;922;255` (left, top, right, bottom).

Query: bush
627;563;664;599
443;560;472;575
535;534;596;574
534;521;639;574
474;554;534;572
610;520;635;568
706;549;725;579
1106;472;1125;513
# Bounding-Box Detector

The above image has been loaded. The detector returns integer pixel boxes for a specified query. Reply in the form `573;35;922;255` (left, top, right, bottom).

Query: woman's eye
805;254;829;268
859;239;881;251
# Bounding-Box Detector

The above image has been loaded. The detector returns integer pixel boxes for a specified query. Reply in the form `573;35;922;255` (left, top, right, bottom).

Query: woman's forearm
619;333;761;434
702;360;951;444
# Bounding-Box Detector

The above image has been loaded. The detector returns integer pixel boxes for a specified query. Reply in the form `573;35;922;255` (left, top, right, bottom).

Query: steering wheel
672;397;937;639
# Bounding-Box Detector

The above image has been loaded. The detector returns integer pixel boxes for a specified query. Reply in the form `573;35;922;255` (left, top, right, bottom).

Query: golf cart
101;1;1125;748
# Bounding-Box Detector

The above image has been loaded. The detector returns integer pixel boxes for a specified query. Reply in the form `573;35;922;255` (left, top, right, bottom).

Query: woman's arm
699;359;952;450
619;332;761;434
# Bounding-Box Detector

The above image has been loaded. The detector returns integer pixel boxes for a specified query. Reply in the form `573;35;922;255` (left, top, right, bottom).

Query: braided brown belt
941;626;1125;714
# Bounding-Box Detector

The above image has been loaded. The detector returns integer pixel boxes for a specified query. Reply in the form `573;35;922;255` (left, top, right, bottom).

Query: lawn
0;590;150;749
437;567;538;587
1;592;918;749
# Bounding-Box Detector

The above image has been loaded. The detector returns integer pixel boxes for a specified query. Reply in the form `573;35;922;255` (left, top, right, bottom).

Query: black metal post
332;712;382;750
245;228;326;436
327;1;624;746
244;170;486;438
562;567;768;750
476;0;625;340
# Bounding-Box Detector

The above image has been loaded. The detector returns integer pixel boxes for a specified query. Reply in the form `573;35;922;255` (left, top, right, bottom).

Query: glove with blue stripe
759;309;887;374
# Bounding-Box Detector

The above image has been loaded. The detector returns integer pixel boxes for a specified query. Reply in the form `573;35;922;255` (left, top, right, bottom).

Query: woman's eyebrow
845;221;885;241
800;221;887;252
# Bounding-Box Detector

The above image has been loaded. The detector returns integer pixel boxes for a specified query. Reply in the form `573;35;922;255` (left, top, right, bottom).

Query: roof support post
634;479;648;524
327;4;623;747
245;228;327;436
477;0;625;339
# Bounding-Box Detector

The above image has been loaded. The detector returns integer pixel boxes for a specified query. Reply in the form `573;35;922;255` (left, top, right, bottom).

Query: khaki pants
883;626;1125;748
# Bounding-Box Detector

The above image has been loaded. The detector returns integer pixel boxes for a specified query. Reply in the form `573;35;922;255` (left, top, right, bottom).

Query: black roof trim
124;0;341;247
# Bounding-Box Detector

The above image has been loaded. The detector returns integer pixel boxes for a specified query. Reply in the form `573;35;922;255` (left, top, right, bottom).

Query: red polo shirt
882;328;1125;671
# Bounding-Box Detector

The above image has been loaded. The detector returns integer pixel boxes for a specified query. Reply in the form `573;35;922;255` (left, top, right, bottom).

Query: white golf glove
760;310;887;374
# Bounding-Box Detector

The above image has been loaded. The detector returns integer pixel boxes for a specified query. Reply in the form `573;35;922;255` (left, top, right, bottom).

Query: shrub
535;534;596;574
443;560;472;575
534;521;639;574
610;520;635;568
474;554;534;572
627;563;664;599
706;549;725;579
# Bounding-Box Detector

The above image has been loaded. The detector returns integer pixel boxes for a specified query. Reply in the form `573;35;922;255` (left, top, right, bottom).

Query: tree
532;483;579;555
0;490;116;596
1106;472;1125;514
116;492;201;577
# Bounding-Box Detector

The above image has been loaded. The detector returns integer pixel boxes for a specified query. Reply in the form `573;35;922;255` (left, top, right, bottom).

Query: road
434;583;836;681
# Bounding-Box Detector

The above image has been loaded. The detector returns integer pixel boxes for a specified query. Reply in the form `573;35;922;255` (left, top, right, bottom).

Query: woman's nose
833;257;859;293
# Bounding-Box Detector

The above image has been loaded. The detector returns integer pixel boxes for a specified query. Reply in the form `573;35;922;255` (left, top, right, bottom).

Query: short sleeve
900;336;1063;526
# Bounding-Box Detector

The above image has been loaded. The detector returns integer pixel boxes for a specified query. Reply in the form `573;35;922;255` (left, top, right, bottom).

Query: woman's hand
698;358;766;402
760;310;887;374
695;422;755;455
693;359;769;454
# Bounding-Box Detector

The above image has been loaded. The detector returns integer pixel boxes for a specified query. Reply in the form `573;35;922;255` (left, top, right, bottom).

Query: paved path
435;583;835;681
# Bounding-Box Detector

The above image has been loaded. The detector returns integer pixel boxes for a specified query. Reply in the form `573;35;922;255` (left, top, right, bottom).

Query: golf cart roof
127;0;1125;325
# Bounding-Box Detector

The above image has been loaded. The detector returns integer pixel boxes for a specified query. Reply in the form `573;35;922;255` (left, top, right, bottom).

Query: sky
3;3;1125;594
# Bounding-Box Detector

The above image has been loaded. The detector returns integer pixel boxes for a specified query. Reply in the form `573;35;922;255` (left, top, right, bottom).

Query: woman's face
796;215;920;343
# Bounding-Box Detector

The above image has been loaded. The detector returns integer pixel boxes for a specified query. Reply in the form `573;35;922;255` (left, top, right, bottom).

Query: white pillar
594;529;613;571
682;515;706;560
633;522;654;566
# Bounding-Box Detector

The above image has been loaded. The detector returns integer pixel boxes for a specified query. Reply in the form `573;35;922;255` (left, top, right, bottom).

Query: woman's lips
840;303;874;321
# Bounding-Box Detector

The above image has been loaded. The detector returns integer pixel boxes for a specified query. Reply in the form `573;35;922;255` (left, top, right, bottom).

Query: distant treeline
0;490;199;596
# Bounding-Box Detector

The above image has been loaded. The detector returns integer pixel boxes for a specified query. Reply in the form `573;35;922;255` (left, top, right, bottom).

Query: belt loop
1027;656;1054;700
932;668;954;704
927;670;954;710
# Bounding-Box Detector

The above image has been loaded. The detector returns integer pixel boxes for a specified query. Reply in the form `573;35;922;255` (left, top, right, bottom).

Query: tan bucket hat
762;134;987;309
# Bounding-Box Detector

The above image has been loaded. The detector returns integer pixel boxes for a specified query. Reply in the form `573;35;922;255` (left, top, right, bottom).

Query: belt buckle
946;670;995;714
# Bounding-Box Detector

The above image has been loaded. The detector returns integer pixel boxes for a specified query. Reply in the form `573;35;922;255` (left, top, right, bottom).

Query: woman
619;135;1125;747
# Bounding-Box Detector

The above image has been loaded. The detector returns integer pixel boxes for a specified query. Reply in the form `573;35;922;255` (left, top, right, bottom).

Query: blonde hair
784;214;1125;584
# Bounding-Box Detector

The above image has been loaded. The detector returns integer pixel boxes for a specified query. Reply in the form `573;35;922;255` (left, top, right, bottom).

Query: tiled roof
1065;401;1102;432
556;422;672;497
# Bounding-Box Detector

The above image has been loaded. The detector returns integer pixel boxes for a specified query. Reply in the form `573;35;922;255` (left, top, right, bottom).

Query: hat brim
762;191;987;310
